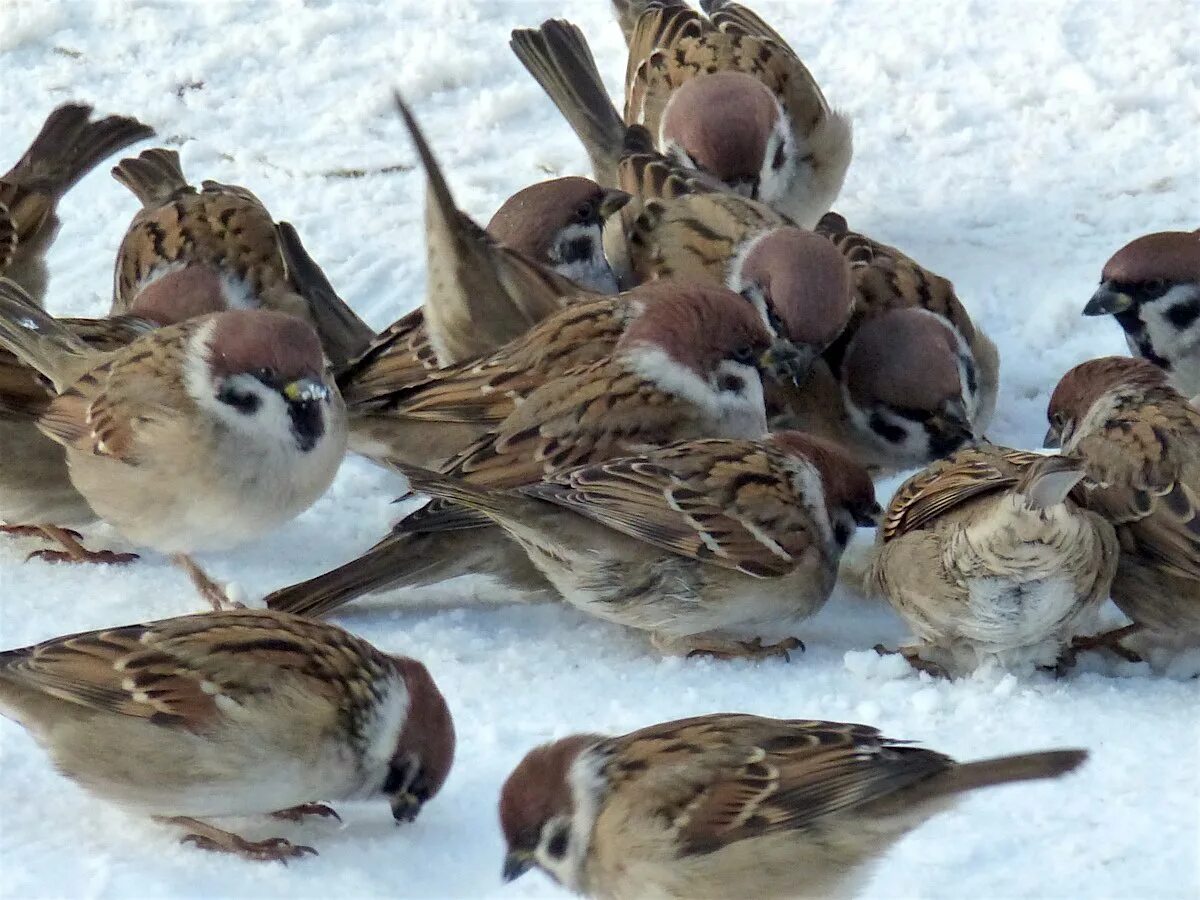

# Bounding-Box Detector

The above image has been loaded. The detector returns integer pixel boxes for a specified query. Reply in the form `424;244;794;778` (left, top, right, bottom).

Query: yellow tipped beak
282;377;329;403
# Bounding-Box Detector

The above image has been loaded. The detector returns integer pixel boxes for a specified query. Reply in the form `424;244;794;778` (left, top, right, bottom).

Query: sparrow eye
731;346;758;367
1144;278;1167;295
574;202;594;223
253;367;278;386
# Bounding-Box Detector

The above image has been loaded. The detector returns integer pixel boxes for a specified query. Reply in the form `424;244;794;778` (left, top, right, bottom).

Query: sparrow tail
510;20;626;187
900;750;1088;810
111;147;194;206
0;279;94;390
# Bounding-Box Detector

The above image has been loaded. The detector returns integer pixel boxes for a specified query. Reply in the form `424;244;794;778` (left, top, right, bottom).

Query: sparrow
814;211;999;432
499;712;1086;898
386;433;878;658
0;103;153;304
774;308;982;473
1045;356;1200;654
395;95;620;369
110;147;373;367
0;609;454;862
510;5;852;227
266;282;792;618
869;446;1119;677
1080;230;1200;396
0;279;347;609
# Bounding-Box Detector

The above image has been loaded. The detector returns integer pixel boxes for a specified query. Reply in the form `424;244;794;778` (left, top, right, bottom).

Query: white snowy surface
1;0;1198;897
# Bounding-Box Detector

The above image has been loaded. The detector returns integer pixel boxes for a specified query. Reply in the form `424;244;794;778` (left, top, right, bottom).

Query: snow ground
0;0;1198;897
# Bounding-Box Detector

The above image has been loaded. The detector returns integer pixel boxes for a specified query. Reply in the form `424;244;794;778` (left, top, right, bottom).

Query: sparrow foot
687;636;805;662
173;554;244;612
873;644;950;679
270;803;342;823
1068;624;1144;664
0;524;81;540
163;817;317;863
23;526;138;565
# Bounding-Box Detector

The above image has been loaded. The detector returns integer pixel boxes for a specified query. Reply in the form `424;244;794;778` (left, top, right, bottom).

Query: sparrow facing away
0;609;454;862
266;282;790;618
1045;356;1200;651
0;103;153;304
110;147;372;367
391;432;879;658
773;308;981;474
394;95;617;369
869;446;1119;677
510;4;851;227
0;280;347;608
499;712;1086;899
1081;230;1200;397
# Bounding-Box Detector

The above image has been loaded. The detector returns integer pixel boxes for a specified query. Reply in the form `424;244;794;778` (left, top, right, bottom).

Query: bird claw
1068;625;1144;664
0;524;82;540
688;636;805;662
873;644;950;679
270;803;342;823
26;548;139;565
180;832;317;863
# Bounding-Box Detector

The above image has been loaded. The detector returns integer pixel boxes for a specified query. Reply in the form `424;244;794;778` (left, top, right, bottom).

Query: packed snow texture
0;0;1197;897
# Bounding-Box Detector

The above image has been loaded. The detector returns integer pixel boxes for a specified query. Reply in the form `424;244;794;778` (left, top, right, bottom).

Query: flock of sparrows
0;0;1195;893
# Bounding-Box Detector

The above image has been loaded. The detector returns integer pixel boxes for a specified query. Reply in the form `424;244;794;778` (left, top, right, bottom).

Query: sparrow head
499;733;602;886
731;226;854;376
1083;231;1200;321
771;430;881;544
383;656;456;824
843;309;979;466
197;309;336;453
659;71;788;200
127;265;228;326
1045;356;1169;449
487;177;629;293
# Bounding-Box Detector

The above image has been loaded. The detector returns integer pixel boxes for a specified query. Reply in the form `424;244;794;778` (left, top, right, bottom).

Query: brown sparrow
0;279;347;608
775;308;982;473
499;712;1086;898
395;96;619;368
511;5;851;227
869;446;1119;677
0;103;153;304
0;609;454;862
1045;356;1200;653
111;147;372;367
266;282;790;618
1081;230;1200;396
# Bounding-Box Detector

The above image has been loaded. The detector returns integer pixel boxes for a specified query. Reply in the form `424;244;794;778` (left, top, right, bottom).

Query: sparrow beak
599;188;632;220
502;850;535;882
282;376;330;403
759;340;814;385
390;791;423;824
853;501;884;528
1043;424;1062;449
1083;282;1133;316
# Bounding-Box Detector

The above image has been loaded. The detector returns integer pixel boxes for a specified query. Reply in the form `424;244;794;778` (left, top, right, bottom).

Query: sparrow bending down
0;103;153;303
0;279;347;608
1046;356;1200;651
111;147;373;367
869;446;1118;677
0;609;453;862
500;712;1086;898
1081;229;1200;396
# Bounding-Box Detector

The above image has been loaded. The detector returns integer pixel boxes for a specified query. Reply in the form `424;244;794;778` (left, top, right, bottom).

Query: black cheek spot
1166;300;1200;329
560;235;594;264
771;141;786;171
718;373;746;394
960;354;977;394
546;828;569;860
869;413;907;444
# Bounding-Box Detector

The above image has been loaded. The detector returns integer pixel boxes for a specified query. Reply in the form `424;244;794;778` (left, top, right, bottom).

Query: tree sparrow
1081;230;1200;396
0;103;153;304
266;283;792;618
499;712;1086;898
386;433;877;658
0;279;347;608
510;5;851;227
0;609;453;862
110;147;372;367
869;446;1119;677
1045;356;1200;654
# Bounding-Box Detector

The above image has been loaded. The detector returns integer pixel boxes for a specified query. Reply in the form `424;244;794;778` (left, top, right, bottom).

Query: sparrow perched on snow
0;609;454;862
511;4;851;227
266;283;791;618
0;279;347;608
1081;230;1200;396
774;308;981;473
110;147;373;366
391;432;878;657
499;713;1086;898
0;103;153;304
394;96;624;369
869;446;1119;677
1045;356;1200;653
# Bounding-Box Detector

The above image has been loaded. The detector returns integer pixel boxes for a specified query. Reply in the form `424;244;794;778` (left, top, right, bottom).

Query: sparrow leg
1067;624;1144;663
270;803;342;823
173;554;243;612
683;636;805;662
24;526;139;565
160;817;316;863
873;644;951;679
